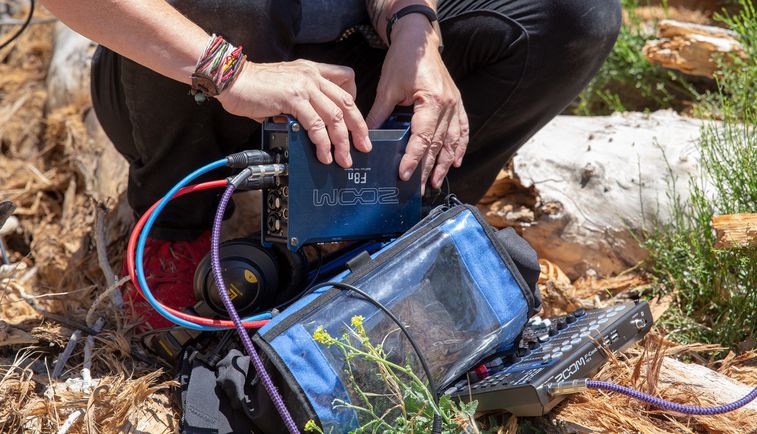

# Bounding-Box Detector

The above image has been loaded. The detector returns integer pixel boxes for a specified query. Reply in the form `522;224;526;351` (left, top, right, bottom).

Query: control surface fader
445;301;653;416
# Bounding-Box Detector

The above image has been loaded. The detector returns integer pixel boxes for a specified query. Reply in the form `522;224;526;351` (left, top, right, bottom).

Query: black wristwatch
386;5;444;53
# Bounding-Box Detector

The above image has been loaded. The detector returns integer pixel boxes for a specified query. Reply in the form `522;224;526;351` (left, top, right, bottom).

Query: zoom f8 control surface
445;301;653;416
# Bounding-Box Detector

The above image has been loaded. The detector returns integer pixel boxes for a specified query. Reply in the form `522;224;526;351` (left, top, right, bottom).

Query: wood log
505;111;707;279
643;19;747;78
712;213;757;249
538;355;757;433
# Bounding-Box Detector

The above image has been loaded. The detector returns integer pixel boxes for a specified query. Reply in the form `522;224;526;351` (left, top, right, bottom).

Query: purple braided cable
212;183;300;434
586;380;757;415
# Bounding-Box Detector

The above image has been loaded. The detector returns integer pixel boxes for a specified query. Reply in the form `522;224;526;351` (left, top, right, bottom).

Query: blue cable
134;158;272;330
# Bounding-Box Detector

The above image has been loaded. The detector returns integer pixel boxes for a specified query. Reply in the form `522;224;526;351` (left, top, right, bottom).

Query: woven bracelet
191;34;247;103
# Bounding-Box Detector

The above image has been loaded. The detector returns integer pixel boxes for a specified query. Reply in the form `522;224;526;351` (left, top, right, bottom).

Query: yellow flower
312;326;336;347
304;419;322;433
351;315;367;340
351;315;364;328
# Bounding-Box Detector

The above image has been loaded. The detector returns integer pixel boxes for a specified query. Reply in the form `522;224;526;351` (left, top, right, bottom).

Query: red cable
126;180;270;329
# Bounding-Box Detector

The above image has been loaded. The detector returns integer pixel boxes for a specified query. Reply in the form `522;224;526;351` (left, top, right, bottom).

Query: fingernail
401;169;413;181
325;153;333;164
364;135;372;152
345;154;353;167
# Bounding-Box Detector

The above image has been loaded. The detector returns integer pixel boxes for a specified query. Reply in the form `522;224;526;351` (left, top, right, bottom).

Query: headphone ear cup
270;243;309;303
193;238;281;316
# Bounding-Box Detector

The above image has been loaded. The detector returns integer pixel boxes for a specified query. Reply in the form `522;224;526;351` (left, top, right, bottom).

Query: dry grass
1;11;176;434
0;6;753;434
549;335;757;433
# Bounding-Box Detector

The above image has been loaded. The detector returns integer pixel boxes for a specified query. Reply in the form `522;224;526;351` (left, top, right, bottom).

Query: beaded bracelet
190;34;247;103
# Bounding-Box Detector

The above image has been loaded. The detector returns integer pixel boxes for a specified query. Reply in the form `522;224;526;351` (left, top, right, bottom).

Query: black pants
92;0;621;240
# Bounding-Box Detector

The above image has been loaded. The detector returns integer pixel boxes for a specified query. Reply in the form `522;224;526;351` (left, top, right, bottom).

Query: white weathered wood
509;111;710;279
658;356;757;412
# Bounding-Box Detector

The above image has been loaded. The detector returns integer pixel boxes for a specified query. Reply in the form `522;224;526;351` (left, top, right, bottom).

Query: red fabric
123;232;210;329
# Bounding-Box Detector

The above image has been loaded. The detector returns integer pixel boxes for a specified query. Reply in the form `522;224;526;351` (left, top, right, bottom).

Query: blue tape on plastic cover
440;210;528;336
270;324;357;430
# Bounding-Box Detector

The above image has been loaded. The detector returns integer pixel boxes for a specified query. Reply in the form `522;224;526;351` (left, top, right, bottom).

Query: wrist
390;14;440;51
385;3;442;53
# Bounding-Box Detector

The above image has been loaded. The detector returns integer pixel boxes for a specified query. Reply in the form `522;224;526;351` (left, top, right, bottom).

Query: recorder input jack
282;208;288;220
267;214;282;233
267;193;281;210
282;186;289;198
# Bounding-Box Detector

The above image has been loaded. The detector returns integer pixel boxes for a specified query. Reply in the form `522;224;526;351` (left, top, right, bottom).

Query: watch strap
386;4;443;52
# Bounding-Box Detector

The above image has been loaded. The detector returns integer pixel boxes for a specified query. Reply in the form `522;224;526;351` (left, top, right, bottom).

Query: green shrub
643;105;756;349
641;0;756;351
573;0;697;115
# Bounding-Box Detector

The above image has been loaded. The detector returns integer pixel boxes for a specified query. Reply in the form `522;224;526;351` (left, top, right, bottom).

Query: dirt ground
1;5;755;434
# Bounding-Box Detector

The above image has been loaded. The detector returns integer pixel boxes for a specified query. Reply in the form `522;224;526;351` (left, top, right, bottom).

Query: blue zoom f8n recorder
261;115;422;250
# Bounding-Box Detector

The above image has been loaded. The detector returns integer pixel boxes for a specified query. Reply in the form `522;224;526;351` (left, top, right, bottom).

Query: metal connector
547;379;588;396
230;164;288;191
247;163;287;178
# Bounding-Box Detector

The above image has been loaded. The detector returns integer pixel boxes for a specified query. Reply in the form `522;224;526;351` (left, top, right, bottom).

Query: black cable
269;246;324;312
307;281;443;433
0;0;34;51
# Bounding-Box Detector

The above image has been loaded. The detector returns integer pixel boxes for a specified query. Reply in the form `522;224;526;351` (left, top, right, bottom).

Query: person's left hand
366;14;469;192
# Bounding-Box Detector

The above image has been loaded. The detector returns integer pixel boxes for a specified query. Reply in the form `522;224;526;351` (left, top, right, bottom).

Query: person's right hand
217;59;372;168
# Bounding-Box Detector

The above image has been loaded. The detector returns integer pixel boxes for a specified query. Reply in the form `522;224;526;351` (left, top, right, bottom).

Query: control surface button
597;318;609;324
589;324;600;331
570;338;581;345
565;314;577;324
573;307;586;317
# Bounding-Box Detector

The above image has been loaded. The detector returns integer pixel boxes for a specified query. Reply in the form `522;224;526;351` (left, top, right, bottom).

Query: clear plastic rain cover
258;206;533;431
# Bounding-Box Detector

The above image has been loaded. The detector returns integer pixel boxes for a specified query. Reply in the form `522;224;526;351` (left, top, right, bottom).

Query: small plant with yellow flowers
306;315;480;433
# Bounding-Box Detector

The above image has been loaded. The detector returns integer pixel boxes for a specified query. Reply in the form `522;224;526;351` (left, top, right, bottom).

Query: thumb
366;93;397;129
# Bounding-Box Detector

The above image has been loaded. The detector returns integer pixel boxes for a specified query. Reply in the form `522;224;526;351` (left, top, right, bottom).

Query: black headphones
193;236;309;317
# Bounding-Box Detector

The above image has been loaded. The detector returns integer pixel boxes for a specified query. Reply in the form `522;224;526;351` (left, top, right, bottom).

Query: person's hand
366;15;469;191
218;59;372;168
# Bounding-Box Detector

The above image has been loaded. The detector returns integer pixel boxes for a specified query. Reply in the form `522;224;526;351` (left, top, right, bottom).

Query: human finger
431;109;461;188
309;89;352;168
319;77;372;153
399;98;442;182
311;62;357;100
454;99;469;167
290;101;332;165
419;105;453;189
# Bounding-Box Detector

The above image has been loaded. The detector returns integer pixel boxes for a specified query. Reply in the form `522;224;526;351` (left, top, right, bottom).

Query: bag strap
181;353;221;434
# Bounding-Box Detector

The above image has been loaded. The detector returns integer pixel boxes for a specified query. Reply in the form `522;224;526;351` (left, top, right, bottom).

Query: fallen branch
56;410;82;434
94;204;123;309
713;213;757;249
52;330;81;379
81;317;104;391
85;275;129;327
11;280;98;335
643;20;748;78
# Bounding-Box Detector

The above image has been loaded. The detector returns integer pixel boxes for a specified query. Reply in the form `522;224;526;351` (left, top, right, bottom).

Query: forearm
40;0;208;85
366;0;437;43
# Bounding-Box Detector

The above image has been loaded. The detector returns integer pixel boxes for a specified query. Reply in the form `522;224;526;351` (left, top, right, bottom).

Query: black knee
540;0;622;65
